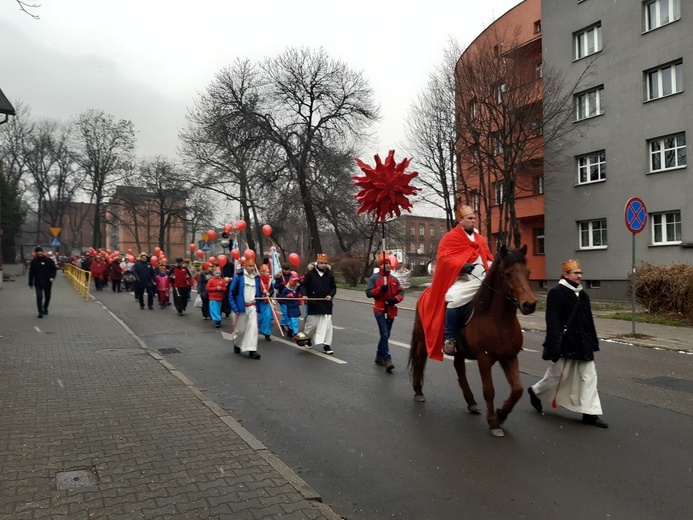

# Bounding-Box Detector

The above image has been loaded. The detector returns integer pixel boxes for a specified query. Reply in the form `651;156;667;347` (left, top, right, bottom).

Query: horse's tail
408;295;426;386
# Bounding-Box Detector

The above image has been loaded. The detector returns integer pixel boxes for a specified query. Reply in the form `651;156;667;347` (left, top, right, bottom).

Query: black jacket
28;256;57;288
300;267;336;315
542;282;599;362
132;260;156;288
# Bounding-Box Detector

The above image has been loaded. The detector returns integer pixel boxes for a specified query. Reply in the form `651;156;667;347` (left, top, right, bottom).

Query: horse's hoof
468;404;481;414
489;427;505;437
414;394;426;402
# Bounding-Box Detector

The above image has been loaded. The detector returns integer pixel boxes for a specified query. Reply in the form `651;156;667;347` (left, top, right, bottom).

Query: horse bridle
469;266;521;308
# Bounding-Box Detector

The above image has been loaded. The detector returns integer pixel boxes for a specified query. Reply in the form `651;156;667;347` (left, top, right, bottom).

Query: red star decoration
353;150;420;223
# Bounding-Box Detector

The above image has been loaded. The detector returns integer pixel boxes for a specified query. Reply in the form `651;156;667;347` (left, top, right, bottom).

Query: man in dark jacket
300;253;337;355
28;246;57;318
528;259;608;428
132;252;156;310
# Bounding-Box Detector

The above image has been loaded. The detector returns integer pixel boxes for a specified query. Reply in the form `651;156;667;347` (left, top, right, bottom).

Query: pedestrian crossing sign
49;237;61;246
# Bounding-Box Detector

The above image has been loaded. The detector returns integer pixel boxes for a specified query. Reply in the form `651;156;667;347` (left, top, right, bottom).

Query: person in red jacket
417;205;494;360
206;269;228;328
90;254;108;292
169;257;193;315
365;256;404;372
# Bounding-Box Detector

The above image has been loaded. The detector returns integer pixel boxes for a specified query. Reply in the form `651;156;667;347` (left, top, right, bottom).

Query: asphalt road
95;288;693;520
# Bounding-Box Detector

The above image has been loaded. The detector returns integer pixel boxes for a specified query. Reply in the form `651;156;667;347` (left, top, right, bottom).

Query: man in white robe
229;257;261;360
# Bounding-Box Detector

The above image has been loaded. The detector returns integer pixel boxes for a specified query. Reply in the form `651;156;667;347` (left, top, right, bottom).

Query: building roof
0;87;16;116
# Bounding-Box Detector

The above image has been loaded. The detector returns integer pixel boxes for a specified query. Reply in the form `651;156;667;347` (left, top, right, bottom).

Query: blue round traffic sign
625;197;647;234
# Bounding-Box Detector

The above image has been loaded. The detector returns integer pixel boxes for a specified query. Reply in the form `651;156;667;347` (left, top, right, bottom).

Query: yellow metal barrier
64;264;92;301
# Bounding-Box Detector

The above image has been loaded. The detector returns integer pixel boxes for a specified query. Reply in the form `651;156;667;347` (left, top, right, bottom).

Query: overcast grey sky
1;0;521;161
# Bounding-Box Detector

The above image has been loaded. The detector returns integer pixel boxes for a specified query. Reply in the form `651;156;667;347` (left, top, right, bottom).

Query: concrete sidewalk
0;275;340;519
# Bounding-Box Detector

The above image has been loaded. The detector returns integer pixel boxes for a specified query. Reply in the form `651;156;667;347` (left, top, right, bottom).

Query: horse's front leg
477;354;503;437
453;354;480;413
496;355;523;424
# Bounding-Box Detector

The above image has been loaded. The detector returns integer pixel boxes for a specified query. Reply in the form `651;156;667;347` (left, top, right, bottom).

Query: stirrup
443;339;456;356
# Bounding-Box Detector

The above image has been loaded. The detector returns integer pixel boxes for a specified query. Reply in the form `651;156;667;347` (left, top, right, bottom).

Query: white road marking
219;331;347;364
34;326;41;333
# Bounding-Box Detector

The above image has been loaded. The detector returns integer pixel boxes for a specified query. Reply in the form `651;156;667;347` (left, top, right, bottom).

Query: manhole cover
158;347;182;355
56;468;99;490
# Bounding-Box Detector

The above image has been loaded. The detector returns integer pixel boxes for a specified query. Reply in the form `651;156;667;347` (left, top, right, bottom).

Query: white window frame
644;0;681;32
577;151;606;184
652;210;682;245
493;134;504;156
471;191;480;211
579;219;608;249
646;61;683;101
574;23;602;60
648;133;687;172
575;86;604;121
495;81;507;105
494;183;504;205
419;224;425;237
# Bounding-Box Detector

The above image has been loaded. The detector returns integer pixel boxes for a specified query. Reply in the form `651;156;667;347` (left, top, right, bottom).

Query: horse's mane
472;247;527;313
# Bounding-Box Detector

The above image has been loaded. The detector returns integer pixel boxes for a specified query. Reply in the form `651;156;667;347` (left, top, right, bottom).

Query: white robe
532;359;603;415
304;314;333;346
233;273;258;353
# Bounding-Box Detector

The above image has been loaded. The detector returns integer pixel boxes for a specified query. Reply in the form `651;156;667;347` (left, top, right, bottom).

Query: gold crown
562;259;580;273
455;205;475;219
317;253;328;262
244;257;255;266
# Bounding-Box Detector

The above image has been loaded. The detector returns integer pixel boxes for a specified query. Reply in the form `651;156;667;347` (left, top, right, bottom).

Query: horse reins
469;266;521;309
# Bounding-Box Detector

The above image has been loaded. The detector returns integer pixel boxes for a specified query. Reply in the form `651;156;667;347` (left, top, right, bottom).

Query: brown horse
408;245;537;437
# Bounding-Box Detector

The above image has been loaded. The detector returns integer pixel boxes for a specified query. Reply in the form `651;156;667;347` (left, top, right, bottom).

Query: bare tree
72;109;136;248
0;102;32;258
15;1;40;19
23;119;84;251
404;39;462;230
455;24;591;247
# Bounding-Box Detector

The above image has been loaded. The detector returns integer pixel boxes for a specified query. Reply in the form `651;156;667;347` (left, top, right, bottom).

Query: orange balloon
288;253;300;267
235;220;247;231
217;254;228;268
389;255;399;269
196;249;204;259
231;249;241;260
262;224;272;237
207;229;217;242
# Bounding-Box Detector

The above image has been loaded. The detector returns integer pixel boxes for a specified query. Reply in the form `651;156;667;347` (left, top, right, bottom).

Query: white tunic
444;232;492;309
233;273;258;353
532;359;603;415
304;315;333;346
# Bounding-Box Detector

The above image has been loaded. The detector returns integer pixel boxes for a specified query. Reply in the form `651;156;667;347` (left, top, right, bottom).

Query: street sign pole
624;197;647;336
631;232;636;335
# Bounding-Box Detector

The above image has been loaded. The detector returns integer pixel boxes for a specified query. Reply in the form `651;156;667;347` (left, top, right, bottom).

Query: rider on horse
420;205;494;359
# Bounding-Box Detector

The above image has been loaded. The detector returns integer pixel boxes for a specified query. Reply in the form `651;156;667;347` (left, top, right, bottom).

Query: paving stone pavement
0;274;342;520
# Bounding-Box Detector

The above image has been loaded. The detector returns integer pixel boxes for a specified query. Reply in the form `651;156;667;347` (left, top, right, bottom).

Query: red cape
419;227;494;360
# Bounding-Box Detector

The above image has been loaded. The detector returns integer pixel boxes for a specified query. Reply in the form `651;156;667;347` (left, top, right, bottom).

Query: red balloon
127;248;133;254
262;224;272;237
114;250;120;256
231;249;241;260
150;256;159;266
196;249;204;259
217;254;228;268
154;247;161;255
288;253;300;267
224;223;234;234
189;243;196;252
202;262;211;270
208;256;217;264
207;229;217;242
244;249;256;260
235;220;247;231
389;255;399;269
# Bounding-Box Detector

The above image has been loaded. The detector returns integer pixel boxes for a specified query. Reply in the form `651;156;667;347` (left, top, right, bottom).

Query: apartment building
542;0;691;298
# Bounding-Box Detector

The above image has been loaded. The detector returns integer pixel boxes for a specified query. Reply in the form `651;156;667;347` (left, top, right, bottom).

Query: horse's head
497;244;537;315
